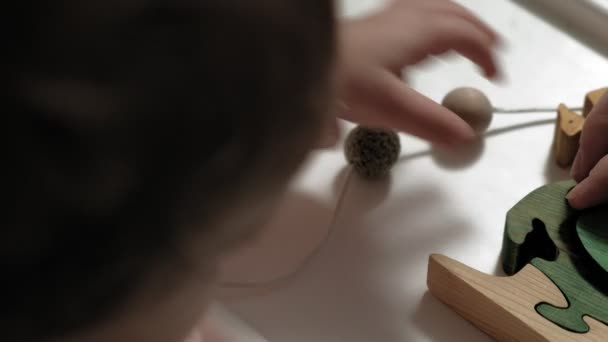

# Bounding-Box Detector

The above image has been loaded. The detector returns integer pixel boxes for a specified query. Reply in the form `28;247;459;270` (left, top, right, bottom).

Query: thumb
568;155;608;209
571;93;608;181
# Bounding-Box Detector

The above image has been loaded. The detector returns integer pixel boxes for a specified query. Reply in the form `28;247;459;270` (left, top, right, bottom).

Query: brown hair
2;0;335;340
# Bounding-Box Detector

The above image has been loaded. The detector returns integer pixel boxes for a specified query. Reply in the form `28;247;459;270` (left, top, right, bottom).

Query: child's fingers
419;15;499;78
403;0;499;44
568;155;608;209
571;94;608;181
381;73;476;146
346;69;475;146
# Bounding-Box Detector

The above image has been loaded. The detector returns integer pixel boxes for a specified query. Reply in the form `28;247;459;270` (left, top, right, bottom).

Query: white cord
493;106;583;114
220;167;355;289
219;103;582;290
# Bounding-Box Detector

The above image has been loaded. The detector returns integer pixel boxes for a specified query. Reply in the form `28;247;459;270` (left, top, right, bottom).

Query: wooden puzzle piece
502;181;575;273
577;204;608;273
502;181;608;333
427;254;608;341
532;254;608;333
583;88;607;117
552;104;585;168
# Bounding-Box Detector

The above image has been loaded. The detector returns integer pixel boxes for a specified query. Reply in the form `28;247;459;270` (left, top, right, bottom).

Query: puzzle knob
442;87;493;134
344;126;401;178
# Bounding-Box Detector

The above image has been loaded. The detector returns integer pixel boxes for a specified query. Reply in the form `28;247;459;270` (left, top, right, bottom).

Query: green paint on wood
502;181;575;275
502;180;608;333
533;254;608;333
577;205;608;273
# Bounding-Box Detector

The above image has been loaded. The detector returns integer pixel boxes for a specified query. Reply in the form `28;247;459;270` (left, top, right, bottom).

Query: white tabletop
218;1;608;341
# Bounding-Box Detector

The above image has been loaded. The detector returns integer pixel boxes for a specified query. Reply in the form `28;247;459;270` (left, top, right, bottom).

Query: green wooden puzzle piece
577;204;608;273
502;180;608;333
533;254;608;333
502;181;574;274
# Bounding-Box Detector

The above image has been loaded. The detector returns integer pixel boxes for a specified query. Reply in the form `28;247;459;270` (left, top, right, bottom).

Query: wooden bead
344;126;401;178
442;87;493;134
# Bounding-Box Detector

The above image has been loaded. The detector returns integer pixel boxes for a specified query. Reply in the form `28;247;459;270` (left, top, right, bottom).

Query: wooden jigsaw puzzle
427;88;608;341
427;181;608;341
502;181;608;333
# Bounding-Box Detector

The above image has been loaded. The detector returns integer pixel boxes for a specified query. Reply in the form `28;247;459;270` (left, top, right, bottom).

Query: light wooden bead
442;87;493;134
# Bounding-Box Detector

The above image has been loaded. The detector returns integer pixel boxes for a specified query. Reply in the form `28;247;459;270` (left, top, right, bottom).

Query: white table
218;1;608;341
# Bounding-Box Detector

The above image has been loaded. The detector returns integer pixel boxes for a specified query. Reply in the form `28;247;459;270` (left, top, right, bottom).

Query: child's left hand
333;0;501;147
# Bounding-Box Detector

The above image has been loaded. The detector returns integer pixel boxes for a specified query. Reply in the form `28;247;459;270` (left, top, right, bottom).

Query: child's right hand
568;93;608;209
336;0;501;147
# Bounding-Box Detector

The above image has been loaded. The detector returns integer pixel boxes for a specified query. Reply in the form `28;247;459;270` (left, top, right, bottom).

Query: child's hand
337;0;500;146
568;93;608;209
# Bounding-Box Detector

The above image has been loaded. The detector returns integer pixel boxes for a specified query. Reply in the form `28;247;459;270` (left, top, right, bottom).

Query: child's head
4;1;335;340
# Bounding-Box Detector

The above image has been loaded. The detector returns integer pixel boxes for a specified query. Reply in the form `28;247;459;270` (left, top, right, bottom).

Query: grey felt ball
442;87;493;134
344;126;401;178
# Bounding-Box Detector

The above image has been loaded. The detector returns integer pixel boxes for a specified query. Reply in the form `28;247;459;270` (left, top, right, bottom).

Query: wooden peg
553;104;585;168
583;88;607;117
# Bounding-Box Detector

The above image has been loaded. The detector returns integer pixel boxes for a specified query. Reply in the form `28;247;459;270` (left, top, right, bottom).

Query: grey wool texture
344;126;401;178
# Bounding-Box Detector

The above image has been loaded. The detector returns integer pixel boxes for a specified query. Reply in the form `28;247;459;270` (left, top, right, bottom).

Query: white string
218;103;583;290
493;106;583;114
220;167;355;289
